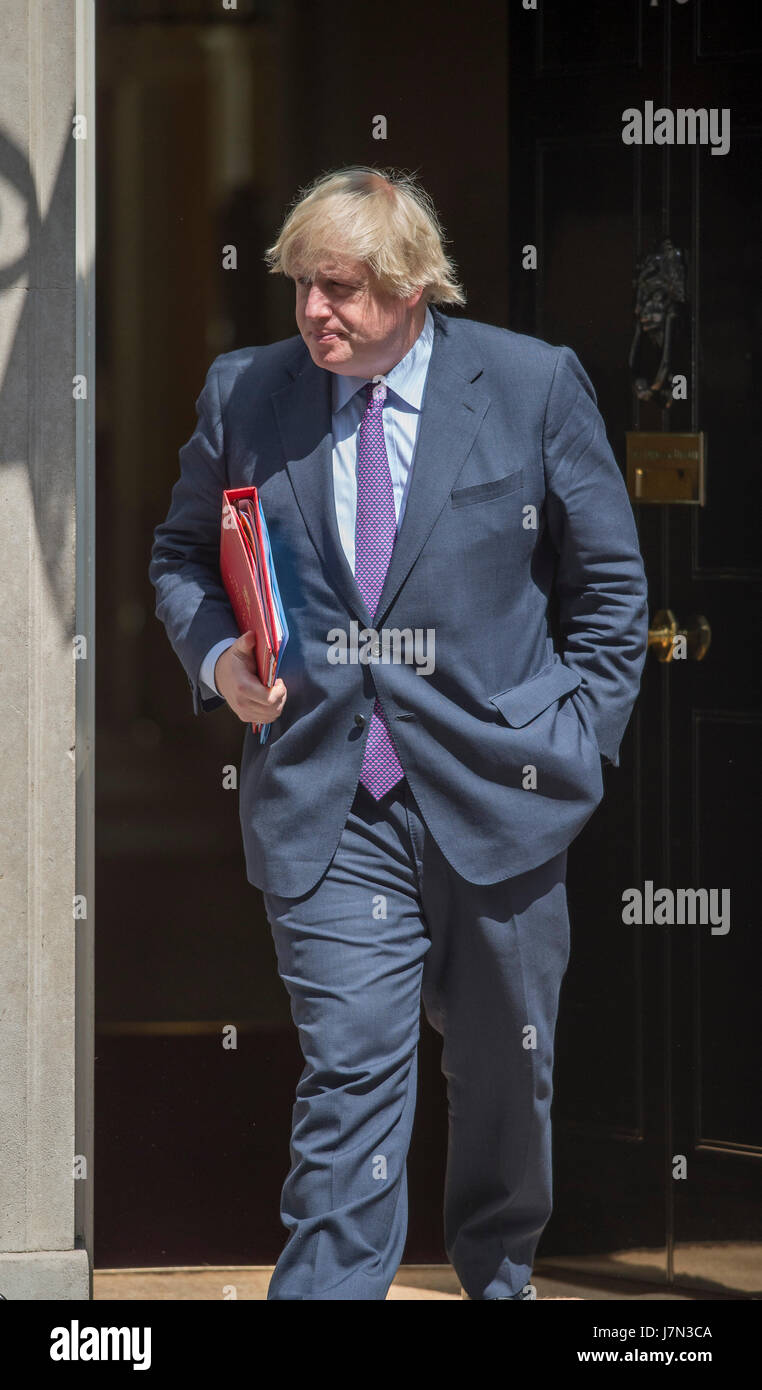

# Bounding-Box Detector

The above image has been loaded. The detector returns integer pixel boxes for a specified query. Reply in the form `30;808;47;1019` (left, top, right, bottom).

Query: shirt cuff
199;637;238;699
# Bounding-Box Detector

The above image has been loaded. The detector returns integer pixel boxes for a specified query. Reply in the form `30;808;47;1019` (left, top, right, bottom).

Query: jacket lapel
373;308;490;626
270;305;490;629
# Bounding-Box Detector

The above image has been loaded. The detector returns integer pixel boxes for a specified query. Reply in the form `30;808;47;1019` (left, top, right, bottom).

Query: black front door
509;0;761;1297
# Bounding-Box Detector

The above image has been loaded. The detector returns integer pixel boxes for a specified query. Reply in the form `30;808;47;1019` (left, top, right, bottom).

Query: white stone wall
0;0;89;1299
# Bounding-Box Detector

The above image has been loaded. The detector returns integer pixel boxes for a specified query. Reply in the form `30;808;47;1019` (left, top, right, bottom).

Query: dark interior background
95;0;508;1270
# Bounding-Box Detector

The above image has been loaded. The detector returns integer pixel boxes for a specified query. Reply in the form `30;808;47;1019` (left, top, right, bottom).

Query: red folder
220;486;278;733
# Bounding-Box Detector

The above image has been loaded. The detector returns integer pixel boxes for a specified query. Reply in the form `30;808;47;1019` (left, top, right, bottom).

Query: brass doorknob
648;608;712;662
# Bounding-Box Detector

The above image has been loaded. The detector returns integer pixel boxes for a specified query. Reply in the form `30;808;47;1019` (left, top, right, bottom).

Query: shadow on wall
0;119;77;627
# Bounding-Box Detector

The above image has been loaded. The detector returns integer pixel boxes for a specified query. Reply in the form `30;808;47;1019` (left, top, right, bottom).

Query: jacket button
354;713;366;728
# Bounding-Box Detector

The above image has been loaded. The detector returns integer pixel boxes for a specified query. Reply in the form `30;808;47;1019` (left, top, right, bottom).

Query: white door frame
74;0;96;1294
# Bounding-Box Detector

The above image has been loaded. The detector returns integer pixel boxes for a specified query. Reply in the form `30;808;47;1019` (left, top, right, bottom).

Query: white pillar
0;0;93;1300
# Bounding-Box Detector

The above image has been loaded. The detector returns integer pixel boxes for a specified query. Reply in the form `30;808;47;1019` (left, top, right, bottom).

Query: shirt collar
332;304;435;414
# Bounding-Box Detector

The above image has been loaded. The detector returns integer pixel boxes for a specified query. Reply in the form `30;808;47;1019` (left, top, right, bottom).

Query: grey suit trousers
262;776;570;1301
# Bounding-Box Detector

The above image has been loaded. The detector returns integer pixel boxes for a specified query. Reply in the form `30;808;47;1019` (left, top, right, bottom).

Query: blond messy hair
264;166;466;307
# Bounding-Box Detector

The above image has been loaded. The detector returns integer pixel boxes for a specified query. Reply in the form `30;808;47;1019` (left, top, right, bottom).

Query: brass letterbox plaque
626;432;706;505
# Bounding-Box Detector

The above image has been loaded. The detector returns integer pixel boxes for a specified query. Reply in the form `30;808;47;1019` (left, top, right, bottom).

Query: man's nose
304;285;331;318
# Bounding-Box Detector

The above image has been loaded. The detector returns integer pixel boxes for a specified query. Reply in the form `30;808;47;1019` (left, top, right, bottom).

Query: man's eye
296;275;352;290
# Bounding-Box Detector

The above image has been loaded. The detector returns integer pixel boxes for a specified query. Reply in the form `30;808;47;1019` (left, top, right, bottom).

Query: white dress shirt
199;304;436;699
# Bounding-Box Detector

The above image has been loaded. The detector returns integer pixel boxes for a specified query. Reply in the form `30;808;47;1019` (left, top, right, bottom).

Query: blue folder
257;499;289;745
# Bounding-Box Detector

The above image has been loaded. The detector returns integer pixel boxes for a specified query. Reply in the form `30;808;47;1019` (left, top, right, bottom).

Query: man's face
294;254;423;377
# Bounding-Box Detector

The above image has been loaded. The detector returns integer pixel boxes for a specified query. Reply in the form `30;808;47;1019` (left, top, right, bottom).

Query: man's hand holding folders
219;486;290;738
214;631;287;726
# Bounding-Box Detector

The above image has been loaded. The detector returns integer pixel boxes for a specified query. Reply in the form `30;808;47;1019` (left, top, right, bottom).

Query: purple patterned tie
354;379;405;800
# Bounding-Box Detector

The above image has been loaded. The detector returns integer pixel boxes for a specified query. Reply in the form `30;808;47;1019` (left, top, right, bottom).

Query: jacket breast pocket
450;467;524;508
489;660;582;727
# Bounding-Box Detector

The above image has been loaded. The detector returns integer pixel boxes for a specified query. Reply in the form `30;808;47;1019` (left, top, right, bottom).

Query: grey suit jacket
149;305;649;896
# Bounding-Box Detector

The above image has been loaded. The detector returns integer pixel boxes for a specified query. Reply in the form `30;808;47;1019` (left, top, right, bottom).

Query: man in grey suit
150;166;649;1301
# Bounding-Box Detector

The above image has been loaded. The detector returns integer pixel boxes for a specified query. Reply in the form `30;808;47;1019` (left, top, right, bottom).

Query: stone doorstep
0;1251;90;1301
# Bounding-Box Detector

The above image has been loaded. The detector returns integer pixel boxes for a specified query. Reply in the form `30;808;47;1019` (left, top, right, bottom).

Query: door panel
510;0;761;1297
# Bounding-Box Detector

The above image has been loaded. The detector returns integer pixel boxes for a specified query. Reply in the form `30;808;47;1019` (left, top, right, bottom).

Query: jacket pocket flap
450;468;524;507
489;661;582;728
